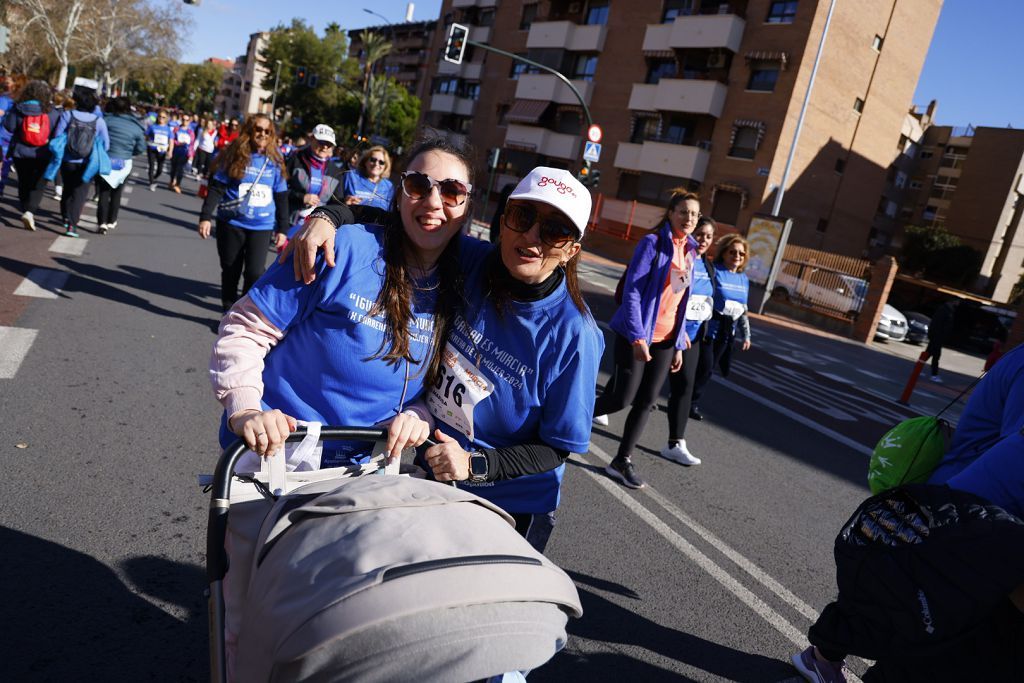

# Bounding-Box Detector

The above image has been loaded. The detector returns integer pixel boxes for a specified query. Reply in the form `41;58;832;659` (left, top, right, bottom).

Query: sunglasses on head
400;172;472;207
503;203;579;248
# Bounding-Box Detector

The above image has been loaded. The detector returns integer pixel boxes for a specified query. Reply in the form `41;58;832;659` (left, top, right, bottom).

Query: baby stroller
205;426;583;682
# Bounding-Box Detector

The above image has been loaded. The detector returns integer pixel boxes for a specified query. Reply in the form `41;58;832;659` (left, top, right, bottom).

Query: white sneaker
149;183;157;192
99;223;110;234
21;211;35;231
108;221;117;230
53;185;63;199
593;414;609;426
660;440;701;466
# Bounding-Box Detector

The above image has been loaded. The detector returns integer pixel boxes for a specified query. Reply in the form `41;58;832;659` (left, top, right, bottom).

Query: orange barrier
898;350;931;405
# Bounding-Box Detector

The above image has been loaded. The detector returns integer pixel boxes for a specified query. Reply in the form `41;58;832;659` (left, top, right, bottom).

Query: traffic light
577;164;600;188
588;168;601;188
296;66;307;83
307;73;319;88
444;23;468;65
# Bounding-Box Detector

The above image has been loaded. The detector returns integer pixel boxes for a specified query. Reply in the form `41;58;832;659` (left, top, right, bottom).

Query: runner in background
51;88;109;237
284;123;345;241
51;89;73;201
197;114;289;312
97;96;145;234
2;79;57;231
343;145;394;210
279;136;295;158
0;74;15;196
216;118;239;151
168;115;194;193
193;118;218;178
145;109;171;191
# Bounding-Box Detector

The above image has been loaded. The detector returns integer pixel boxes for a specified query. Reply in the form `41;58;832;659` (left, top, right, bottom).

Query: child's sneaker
792;646;847;683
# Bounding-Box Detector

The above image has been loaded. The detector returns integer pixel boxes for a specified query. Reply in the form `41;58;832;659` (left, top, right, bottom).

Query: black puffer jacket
809;484;1024;681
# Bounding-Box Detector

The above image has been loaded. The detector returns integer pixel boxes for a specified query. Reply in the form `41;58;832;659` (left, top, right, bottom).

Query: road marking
14;268;69;299
49;236;87;256
714;376;873;456
819;372;853;385
0;326;38;378
855;368;890;380
124;185;133;193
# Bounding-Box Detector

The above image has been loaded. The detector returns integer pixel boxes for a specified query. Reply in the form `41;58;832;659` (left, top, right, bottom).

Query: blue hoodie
930;345;1024;516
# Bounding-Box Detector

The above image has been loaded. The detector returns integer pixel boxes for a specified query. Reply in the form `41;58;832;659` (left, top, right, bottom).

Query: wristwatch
467;450;489;484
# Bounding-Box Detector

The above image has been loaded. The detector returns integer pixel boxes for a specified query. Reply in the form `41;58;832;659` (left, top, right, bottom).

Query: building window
884;200;897;218
909;180;923;190
894;171;907;188
922;205;938;220
630;116;659;144
834;158;846;174
479;8;496;26
646;59;677;84
520;4;538;30
460;82;481;100
747;65;780;92
766;1;798;24
585;0;610;25
872;35;883;51
816;218;828;233
661;0;694;23
728;127;759;159
571;55;598;81
853;97;865;113
617;171;694;203
510;55;536;80
555;109;583;135
434;78;458;95
711;190;742;225
919;150;933;159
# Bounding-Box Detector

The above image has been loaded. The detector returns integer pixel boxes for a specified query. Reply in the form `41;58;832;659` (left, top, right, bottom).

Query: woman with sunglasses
688;233;753;417
594;191;701;490
198;114;289;313
343;145;394;210
145;109;171;191
286;166;603;552
283;124;346;240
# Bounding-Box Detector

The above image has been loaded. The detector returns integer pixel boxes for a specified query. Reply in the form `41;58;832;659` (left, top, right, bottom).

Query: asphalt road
0;166;983;681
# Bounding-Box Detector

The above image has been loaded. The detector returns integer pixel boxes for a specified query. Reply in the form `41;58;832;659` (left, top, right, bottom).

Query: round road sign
587;124;602;143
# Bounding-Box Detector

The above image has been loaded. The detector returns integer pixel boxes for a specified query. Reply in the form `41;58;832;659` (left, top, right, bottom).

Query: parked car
876;304;909;342
772;266;867;317
903;311;930;344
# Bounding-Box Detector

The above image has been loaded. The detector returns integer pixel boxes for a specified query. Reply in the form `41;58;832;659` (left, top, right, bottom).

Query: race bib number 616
427;343;494;440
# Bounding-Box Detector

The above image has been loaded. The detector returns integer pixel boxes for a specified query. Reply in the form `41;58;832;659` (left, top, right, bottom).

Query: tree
170;62;225;114
373;78;420;152
9;0;91;89
899;224;983;288
355;29;392;138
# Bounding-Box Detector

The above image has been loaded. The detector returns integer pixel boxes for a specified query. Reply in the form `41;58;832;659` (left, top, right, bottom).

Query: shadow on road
0;527;207;681
121;204;198;231
533;570;793;682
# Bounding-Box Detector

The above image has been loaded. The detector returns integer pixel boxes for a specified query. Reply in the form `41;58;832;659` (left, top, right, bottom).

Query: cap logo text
537;176;577;198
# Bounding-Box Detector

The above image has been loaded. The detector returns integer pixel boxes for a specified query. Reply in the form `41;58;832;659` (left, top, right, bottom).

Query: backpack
868;370;986;494
20;112;50;147
66;116;97;158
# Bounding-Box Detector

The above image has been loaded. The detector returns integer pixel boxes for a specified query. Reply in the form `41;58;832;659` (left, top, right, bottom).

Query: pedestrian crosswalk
49;235;87;255
0;326;39;379
13;268;69;299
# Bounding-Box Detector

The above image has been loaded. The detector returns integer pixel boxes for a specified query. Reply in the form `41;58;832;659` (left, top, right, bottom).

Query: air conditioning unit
568;2;582;14
707;51;727;68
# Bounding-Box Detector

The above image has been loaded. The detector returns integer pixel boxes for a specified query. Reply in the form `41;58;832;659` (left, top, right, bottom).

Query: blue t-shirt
684;258;715;342
344;172;394;210
930;345;1024;516
710;266;749;338
171;126;192;156
431;248;605;514
219;224;439;467
0;94;14;144
146;123;171;152
213;153;288;231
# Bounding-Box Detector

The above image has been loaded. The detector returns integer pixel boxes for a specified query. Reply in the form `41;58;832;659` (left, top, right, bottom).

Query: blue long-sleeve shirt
930;345;1024;517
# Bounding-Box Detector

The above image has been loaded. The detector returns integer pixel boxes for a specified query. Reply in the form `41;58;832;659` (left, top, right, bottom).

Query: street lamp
270;59;282;119
362;8;393;25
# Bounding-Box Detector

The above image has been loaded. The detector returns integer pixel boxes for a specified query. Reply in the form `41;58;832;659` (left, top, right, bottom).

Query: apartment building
349;20;438;105
420;0;942;260
214;58;245;119
238;32;274;117
902;125;1024;302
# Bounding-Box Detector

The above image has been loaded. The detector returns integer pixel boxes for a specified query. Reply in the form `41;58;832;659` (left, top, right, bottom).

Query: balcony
430;94;477;117
526;21;608;52
437;60;483;80
614;141;710;182
628;79;727;117
515;73;593;106
642;14;746;53
453;0;496;6
505;123;581;160
469;25;491;43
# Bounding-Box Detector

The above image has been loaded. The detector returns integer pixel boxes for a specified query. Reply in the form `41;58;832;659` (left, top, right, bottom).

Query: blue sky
181;0;1020;129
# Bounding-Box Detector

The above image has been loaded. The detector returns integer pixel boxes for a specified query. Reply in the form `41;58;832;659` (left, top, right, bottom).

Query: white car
876;304;908;342
772;267;867;317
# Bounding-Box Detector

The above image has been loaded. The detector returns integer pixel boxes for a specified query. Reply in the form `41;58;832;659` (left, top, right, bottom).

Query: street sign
582;141;602;163
586;124;602;143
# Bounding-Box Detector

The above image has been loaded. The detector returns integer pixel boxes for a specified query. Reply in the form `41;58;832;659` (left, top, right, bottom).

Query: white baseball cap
311;124;336;145
508;167;592;238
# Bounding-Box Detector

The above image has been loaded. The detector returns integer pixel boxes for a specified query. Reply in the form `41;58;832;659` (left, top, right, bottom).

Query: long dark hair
17;80;52;108
368;135;476;388
211;114;287;181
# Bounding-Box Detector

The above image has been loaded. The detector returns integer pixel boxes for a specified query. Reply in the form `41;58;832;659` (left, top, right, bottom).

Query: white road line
124;185;134;193
714;376;873;456
819;372;853;385
122;197;129;206
14;268;69;299
0;327;38;378
49;236;87;256
855;368;890;380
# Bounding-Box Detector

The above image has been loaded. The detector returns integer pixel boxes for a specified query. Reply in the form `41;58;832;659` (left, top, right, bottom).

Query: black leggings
169;152;188;186
666;337;704;441
147;149;165;183
215;220;274;311
594;335;678;459
12;157;49;213
96;176;126;225
193;149;212;177
59;163;90;227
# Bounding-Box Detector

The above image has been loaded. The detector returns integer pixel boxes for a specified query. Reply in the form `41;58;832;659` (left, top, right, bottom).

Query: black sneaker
689;406;704;421
605;456;646;489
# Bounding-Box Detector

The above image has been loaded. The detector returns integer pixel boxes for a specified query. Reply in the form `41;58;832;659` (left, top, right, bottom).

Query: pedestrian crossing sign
583;141;602;163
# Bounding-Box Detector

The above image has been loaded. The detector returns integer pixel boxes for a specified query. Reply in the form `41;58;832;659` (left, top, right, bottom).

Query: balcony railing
642;13;746;53
430;94;477;117
628;79;727;117
437;60;484;80
505;123;581;160
514;73;593;106
614;140;711;182
526;20;608;52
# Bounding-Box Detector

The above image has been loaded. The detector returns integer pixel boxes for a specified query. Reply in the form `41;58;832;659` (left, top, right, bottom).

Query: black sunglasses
400;172;472;207
503;203;579;247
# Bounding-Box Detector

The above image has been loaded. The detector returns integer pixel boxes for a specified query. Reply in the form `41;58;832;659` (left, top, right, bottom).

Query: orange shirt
651;237;691;343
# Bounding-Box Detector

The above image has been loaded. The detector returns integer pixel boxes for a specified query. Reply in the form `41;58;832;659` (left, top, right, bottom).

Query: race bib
722;299;746;320
427;343;494;441
176;131;191;144
238;182;273;208
153;132;169;146
670;263;691;294
685;294;713;322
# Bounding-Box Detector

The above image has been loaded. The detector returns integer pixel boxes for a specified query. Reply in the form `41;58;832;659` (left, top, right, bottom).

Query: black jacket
285;147;347;224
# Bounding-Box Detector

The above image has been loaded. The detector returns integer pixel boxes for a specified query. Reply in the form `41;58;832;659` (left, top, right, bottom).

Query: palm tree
356;29;392;138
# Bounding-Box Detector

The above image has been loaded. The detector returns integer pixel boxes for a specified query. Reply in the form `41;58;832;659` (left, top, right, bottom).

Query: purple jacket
610;220;697;350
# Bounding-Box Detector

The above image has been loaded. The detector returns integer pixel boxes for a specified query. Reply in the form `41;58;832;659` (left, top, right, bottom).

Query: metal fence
772;245;872;321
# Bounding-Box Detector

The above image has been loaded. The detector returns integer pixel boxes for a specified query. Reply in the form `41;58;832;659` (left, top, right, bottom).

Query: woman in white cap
283;124;347;241
286;165;604;552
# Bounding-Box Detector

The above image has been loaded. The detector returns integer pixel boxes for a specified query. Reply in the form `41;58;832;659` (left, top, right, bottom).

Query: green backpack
868;416;953;494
